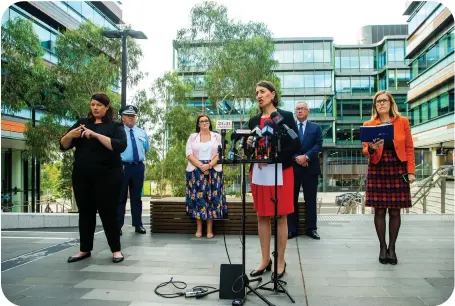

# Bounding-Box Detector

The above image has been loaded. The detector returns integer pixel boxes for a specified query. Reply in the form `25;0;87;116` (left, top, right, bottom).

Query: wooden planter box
150;198;307;235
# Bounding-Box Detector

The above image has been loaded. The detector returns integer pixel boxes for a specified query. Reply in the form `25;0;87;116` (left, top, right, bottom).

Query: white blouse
197;141;212;160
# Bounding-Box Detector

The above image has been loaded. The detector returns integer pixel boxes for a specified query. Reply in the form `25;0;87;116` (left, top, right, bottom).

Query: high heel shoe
250;259;272;277
272;262;287;279
386;249;397;265
379;248;387;264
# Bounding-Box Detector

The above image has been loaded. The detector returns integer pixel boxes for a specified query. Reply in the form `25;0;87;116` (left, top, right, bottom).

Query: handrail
1;200;73;213
411;165;454;213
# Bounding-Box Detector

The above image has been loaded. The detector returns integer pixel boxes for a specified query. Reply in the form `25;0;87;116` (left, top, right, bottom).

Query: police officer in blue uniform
118;105;150;235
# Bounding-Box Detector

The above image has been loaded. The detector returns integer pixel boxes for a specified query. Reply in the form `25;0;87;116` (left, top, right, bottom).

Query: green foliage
23;114;67;163
58;152;74;201
2;18;146;199
137;72;196;196
1;18;56;112
163;140;188;196
41;162;62;199
54;21;122;119
175;1;279;122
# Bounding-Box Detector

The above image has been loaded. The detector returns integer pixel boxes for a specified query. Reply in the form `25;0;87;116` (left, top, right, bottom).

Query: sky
119;0;452;100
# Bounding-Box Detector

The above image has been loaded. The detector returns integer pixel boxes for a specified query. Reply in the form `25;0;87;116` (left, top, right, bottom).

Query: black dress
61;117;127;252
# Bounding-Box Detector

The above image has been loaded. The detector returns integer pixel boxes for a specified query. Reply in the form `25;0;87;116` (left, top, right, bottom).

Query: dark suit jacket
248;108;299;170
293;120;323;176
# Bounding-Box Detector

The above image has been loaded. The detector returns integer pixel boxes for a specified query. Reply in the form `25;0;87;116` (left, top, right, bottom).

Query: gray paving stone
80;264;171;274
20;271;141;286
11;285;92;299
1;284;32;297
347;270;446;278
324;277;433;287
438;270;455;277
1;215;453;306
11;296;130;306
306;286;389;297
383;285;454;298
418;296;453;306
307;296;427;306
425;277;454;287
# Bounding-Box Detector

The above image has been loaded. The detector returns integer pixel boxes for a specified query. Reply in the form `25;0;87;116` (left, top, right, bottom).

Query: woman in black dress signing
60;93;127;263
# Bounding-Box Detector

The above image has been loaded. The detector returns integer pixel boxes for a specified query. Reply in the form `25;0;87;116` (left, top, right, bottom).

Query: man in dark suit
288;101;322;240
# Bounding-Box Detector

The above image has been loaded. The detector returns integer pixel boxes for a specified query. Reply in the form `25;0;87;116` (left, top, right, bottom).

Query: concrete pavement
1;214;453;306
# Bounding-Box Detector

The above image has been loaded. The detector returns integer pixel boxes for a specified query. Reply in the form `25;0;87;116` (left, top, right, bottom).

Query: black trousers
288;166;319;232
72;166;123;253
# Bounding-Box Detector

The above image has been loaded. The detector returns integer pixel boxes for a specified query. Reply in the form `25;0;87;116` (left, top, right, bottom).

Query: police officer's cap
120;105;138;116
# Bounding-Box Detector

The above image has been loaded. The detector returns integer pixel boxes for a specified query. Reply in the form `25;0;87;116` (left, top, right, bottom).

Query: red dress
249;117;295;217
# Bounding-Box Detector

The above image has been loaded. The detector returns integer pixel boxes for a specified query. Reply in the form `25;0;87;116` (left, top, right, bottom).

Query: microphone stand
197;134;273;306
254;130;295;303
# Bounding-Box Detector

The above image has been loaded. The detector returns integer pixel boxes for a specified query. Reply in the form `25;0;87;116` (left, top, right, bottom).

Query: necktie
298;122;304;144
130;128;140;162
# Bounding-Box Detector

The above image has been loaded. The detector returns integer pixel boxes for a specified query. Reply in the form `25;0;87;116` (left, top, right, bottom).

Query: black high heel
272;262;287;279
379;248;387;264
250;259;272;277
387;249;397;265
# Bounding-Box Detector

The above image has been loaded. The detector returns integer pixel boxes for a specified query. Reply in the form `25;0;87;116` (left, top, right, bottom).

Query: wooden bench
150;198;307;235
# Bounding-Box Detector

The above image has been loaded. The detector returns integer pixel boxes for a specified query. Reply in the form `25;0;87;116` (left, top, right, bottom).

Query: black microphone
234;129;251;150
227;133;238;161
270;111;284;125
282;124;298;140
251;125;262;149
261;119;274;152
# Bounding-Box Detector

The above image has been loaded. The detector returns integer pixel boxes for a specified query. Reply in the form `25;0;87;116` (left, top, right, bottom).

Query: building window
408;2;441;34
303;42;314;63
439;92;450;115
338;100;361;119
315;122;333;143
388;70;395;89
421;103;429;122
359;49;374;71
448;30;454;52
281;98;295;112
282;50;293;63
387;40;405;64
411;90;454;126
336;125;353;144
349;49;359;70
313;42;324;63
273;50;283;63
410;29;454;80
81;2;94;22
412;107;420;125
323;42;331;64
362;100;373;119
336;77;350;94
429;97;438;119
396;70;410;89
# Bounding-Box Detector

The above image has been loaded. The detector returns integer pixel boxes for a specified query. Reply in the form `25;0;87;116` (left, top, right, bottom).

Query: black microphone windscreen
264;119;273;126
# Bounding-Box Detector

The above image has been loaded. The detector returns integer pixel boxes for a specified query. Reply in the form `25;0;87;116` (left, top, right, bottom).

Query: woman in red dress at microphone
246;81;299;279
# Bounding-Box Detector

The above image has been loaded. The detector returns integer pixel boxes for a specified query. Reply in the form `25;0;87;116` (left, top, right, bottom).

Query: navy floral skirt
185;160;227;220
365;149;412;209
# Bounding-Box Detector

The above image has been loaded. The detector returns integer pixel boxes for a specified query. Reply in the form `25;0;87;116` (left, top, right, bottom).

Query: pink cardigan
186;131;222;172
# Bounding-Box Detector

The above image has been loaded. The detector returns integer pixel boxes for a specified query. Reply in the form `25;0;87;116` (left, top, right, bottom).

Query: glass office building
1;2;123;210
403;1;454;179
174;26;411;191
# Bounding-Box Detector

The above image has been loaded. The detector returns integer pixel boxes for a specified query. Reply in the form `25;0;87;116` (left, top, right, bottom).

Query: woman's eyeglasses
199;120;210;124
375;99;390;105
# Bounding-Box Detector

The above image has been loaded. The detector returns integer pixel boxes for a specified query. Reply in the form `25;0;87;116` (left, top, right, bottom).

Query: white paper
252;163;283;186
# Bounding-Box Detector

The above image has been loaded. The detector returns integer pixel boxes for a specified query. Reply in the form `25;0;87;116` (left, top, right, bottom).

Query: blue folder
360;124;394;142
